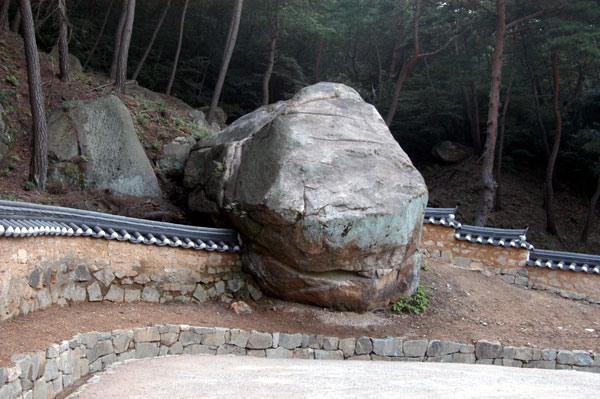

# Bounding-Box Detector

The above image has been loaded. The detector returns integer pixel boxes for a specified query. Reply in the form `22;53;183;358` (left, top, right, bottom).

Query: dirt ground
1;258;599;368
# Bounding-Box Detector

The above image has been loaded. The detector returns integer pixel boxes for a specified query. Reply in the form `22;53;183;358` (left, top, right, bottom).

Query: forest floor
1;258;599;368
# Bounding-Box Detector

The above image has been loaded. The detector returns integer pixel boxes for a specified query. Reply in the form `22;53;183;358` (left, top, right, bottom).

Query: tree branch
418;34;459;58
505;3;568;30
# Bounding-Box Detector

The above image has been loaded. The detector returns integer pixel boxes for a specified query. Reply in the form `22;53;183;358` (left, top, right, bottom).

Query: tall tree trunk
314;36;322;83
462;86;474;143
0;0;10;31
109;0;127;80
11;6;21;32
20;0;47;191
83;0;113;70
545;51;561;235
261;0;280;106
57;0;70;82
114;0;134;93
165;0;188;95
475;0;505;226
523;40;550;159
388;17;404;82
495;64;515;211
471;81;482;153
131;0;170;82
373;40;383;99
385;0;421;126
581;172;600;243
207;0;243;124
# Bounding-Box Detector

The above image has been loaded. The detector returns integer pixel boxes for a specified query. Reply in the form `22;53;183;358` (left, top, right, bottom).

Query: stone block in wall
112;330;133;353
523;360;556;369
71;265;91;282
266;347;293;359
247;331;272;349
167;342;183;355
276;333;303;349
427;340;460;357
425;355;453;362
135;343;159;359
179;331;202;347
87;282;102;302
338;338;356;358
355;337;372;355
87;340;112;364
451;353;476;364
322;337;339;351
372;338;403;357
183;344;216;355
104;285;124;302
403;340;428;357
141;287;160;303
134;327;160;343
293;348;314;359
93;269;115;287
247;349;266;357
203;329;227;347
475;340;502;359
229;329;250;348
314;350;344;360
308;335;324;349
216;345;246;356
42;359;60;381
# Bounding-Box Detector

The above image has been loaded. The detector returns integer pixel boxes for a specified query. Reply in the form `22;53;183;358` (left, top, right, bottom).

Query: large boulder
49;47;83;75
47;95;161;197
184;83;428;311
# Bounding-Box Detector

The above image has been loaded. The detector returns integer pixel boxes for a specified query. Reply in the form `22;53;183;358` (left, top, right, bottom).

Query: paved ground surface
68;355;600;399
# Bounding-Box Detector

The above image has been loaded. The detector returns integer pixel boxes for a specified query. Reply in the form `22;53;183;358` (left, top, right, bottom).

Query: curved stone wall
1;325;599;398
0;236;261;321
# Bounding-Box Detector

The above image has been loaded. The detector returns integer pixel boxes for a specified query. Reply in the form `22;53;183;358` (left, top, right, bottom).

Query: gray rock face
189;110;221;135
47;95;161;197
184;83;428;311
49;47;83;76
157;136;196;174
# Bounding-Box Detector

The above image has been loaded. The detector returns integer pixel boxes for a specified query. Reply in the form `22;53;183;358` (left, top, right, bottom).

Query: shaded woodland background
1;0;600;252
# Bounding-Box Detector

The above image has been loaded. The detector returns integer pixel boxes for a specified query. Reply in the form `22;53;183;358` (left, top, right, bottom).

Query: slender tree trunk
165;0;188;95
131;0;170;82
423;56;434;89
581;173;600;243
388;17;404;82
20;0;47;191
373;40;383;98
462;86;474;143
495;64;515;211
471;81;482;153
545;51;561;235
0;0;10;31
110;0;127;80
261;0;280;106
475;0;505;226
385;0;421;126
83;0;113;70
523;40;550;159
114;0;134;93
207;0;243;124
11;6;21;32
315;36;322;83
57;0;70;82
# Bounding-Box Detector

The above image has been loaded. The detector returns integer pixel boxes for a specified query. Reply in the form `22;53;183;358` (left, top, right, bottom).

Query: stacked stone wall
420;224;600;303
0;237;261;321
1;326;598;399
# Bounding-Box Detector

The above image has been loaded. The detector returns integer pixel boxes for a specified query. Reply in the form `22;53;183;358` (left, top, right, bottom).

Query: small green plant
80;155;90;162
152;139;163;152
212;161;224;177
194;129;211;140
224;201;247;218
0;167;10;177
569;215;580;225
392;285;430;315
4;74;18;87
24;181;36;191
421;261;430;272
11;154;21;162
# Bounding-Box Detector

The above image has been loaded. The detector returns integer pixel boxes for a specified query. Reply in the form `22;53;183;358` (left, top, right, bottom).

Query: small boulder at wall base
184;82;428;311
431;141;473;163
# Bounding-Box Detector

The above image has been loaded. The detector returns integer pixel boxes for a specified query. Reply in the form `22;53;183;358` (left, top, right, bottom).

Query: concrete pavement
68;354;600;399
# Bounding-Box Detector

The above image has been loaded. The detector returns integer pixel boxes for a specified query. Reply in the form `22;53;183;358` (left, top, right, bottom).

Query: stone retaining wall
1;325;598;398
420;224;600;303
0;237;261;321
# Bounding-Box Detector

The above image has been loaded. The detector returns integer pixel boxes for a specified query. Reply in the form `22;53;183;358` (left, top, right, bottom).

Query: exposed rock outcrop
184;83;428;311
47;95;161;197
